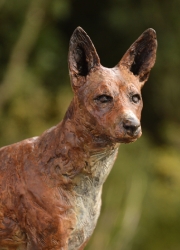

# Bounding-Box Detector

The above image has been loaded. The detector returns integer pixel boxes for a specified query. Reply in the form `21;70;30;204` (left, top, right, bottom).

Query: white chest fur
68;146;119;249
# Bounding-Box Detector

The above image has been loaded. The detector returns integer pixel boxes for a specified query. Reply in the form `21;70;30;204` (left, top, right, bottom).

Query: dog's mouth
114;127;142;143
116;136;139;144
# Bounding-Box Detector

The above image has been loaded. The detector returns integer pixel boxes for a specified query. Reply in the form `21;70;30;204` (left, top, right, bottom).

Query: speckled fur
0;27;157;249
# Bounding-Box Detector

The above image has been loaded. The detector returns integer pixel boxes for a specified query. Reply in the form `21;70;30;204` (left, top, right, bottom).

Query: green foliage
0;0;180;249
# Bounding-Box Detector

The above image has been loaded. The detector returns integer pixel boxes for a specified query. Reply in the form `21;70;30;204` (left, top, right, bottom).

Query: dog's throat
68;146;119;249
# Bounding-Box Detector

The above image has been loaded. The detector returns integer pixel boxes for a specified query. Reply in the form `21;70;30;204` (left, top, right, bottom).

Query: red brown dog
0;27;157;249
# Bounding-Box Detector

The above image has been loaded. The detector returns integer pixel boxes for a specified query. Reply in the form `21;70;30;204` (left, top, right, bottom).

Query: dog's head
68;27;157;144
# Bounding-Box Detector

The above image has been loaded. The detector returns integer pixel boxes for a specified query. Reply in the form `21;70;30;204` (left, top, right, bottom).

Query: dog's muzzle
122;111;141;137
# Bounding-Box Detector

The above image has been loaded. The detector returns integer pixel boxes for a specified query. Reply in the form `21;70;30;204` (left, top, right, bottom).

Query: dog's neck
61;98;118;152
36;99;119;179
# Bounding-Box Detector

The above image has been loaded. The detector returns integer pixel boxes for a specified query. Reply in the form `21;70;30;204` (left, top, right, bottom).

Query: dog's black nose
123;118;141;136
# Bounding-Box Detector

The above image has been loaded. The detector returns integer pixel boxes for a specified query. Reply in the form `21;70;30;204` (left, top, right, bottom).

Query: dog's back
0;138;35;248
0;27;157;250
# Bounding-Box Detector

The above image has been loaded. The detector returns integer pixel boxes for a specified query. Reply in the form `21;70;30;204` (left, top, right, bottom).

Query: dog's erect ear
68;27;100;87
118;28;157;84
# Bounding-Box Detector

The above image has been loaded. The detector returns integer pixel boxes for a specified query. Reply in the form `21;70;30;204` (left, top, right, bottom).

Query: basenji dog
0;27;157;249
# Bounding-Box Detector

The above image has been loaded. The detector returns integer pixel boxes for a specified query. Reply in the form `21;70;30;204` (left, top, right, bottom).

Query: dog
0;27;157;250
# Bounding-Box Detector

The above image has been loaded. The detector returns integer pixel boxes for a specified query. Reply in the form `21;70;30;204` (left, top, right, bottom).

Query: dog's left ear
68;27;100;87
118;28;157;85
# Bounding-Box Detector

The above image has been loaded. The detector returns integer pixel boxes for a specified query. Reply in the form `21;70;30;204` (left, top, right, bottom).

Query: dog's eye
132;94;141;104
95;95;113;103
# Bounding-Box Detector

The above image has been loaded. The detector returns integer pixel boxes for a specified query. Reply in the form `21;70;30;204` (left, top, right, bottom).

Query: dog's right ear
68;27;100;87
118;28;157;85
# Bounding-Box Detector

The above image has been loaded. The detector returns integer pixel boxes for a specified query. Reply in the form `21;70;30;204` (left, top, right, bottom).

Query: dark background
0;0;180;249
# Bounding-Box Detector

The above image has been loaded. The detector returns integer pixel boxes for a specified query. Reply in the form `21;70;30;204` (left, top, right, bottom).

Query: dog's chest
68;146;119;249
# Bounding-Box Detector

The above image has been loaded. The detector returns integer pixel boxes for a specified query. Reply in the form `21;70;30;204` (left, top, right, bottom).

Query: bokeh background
0;0;180;249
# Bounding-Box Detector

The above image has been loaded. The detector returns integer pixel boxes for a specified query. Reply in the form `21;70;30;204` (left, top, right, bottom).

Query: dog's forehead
86;66;140;90
88;67;122;83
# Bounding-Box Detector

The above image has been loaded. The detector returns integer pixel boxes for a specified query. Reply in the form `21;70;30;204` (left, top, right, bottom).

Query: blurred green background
0;0;180;249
